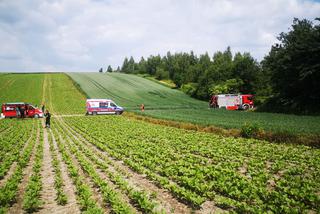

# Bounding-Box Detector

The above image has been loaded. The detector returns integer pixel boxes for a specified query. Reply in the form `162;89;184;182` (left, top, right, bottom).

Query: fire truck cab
209;94;254;110
1;102;43;118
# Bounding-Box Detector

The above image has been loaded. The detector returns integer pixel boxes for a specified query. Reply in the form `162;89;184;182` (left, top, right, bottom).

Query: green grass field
1;72;319;213
0;73;44;106
0;73;85;114
67;72;320;135
67;72;208;109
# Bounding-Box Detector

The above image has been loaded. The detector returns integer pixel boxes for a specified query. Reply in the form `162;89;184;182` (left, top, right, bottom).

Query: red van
1;103;43;118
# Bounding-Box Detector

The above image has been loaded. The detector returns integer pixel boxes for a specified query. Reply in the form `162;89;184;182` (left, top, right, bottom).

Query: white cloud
0;0;319;71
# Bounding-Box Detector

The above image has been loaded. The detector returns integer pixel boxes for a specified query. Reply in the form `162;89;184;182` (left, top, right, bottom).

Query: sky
0;0;319;72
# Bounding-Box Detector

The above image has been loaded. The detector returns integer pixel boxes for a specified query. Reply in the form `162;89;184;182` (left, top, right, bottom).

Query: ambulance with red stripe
86;99;124;115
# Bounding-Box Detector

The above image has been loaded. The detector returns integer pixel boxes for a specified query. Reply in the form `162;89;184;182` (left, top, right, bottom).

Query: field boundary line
124;112;320;147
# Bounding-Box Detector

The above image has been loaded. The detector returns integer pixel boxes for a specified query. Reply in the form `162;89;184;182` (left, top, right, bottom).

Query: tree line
106;18;320;114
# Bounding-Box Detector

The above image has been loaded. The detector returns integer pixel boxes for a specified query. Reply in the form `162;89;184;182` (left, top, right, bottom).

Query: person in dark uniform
42;103;45;113
16;107;21;118
44;110;51;128
20;105;25;118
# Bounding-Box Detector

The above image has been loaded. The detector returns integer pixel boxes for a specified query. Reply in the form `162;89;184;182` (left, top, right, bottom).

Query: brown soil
197;201;227;214
34;128;66;214
0;162;17;188
54;130;109;213
37;129;81;214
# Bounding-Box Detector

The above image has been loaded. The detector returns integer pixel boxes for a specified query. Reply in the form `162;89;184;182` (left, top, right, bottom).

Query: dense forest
107;18;320;114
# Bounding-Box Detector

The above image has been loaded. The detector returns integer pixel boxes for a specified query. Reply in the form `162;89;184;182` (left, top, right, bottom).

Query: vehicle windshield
110;103;117;107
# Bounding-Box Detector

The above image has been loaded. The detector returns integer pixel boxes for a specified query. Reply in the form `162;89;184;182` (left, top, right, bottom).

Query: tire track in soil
58;116;196;214
54;130;109;213
36;74;81;213
8;125;40;214
34;127;61;214
38;129;81;214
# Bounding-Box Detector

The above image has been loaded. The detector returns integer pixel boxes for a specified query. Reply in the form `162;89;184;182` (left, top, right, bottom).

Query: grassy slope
43;73;86;114
0;73;44;106
0;73;86;115
67;72;320;135
67;72;208;109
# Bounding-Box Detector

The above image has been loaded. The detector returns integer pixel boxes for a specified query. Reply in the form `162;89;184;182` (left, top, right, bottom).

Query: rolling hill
67;72;320;135
67;72;207;110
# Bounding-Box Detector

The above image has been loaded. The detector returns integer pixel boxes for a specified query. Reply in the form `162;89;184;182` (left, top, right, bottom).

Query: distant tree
128;56;135;73
99;67;103;73
209;78;244;95
116;47;266;102
115;66;121;72
138;57;147;73
262;17;320;113
107;65;113;73
121;57;129;73
232;52;261;94
155;67;169;80
146;55;162;75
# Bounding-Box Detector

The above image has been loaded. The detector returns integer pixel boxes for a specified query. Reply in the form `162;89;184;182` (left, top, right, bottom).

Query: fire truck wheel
92;111;97;116
115;111;120;115
34;114;39;118
242;104;249;110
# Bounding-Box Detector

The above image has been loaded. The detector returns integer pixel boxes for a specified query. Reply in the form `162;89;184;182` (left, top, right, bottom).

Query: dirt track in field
35;127;79;214
43;129;81;214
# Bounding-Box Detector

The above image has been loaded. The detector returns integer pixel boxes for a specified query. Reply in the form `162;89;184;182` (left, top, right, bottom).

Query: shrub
240;122;262;138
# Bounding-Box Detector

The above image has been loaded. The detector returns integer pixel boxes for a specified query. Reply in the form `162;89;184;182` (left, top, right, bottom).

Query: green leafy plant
240;122;262;138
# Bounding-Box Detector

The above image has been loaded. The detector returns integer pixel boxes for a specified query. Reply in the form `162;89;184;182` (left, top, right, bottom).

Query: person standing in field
140;104;145;112
41;103;45;113
16;107;21;118
20;105;25;118
44;110;51;128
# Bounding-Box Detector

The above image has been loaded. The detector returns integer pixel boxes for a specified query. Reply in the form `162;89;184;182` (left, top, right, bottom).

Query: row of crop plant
64;115;320;213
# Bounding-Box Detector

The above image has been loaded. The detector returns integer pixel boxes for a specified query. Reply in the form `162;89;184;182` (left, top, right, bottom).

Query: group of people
15;106;27;118
15;103;51;128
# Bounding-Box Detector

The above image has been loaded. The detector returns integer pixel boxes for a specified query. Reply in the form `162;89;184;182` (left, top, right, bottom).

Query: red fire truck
1;103;43;118
209;94;254;110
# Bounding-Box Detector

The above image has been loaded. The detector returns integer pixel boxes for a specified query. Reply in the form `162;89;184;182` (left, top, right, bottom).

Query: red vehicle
209;94;254;110
1;102;43;118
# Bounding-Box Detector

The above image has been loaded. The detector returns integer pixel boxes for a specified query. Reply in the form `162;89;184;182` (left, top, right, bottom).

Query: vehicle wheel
115;111;120;115
34;114;39;118
242;104;249;110
93;112;97;116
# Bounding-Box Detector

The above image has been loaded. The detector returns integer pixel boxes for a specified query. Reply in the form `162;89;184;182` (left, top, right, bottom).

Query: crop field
0;73;320;213
0;73;44;105
0;73;86;115
67;72;206;110
68;72;320;135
